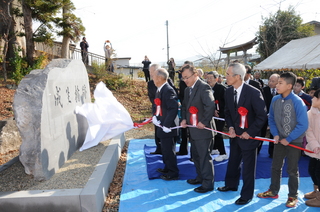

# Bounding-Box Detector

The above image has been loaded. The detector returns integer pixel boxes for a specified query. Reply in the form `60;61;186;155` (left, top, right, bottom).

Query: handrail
35;42;105;66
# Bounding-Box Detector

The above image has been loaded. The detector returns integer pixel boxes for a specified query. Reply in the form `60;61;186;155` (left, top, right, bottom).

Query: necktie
189;87;193;96
271;88;276;96
234;90;238;108
156;90;160;98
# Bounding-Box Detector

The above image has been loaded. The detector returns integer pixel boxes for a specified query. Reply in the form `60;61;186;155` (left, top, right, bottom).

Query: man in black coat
148;64;176;154
254;71;264;88
244;65;265;153
152;68;179;181
260;74;279;157
176;61;194;155
218;63;267;205
80;37;89;65
142;56;151;82
207;71;227;162
244;65;263;92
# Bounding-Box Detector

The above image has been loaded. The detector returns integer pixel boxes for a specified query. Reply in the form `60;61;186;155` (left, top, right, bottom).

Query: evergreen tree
55;0;85;59
21;0;84;64
256;6;315;60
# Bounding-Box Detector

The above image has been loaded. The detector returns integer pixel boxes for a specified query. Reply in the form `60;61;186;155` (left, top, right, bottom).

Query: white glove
163;126;172;133
152;116;161;126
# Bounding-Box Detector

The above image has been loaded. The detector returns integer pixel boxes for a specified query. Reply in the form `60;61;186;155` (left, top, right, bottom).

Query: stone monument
13;59;90;181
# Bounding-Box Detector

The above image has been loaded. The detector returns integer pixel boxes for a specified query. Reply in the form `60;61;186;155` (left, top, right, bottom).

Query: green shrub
9;46;46;85
103;73;130;90
262;69;320;89
91;61;107;79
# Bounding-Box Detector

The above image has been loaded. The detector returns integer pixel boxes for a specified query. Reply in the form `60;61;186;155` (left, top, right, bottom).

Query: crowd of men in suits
146;61;314;206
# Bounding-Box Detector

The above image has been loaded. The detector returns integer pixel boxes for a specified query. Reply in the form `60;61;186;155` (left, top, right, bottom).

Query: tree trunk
1;36;8;82
61;37;70;59
22;1;34;66
61;4;71;59
0;0;14;82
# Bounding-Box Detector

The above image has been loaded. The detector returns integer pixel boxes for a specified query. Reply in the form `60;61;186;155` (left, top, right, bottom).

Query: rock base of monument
0;118;21;155
0;133;125;212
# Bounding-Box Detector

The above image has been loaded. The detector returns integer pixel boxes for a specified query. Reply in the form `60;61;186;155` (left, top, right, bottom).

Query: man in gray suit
180;64;215;193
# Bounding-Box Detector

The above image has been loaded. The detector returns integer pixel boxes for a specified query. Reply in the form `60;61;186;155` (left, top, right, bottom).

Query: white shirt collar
234;82;244;103
190;79;199;89
157;82;167;92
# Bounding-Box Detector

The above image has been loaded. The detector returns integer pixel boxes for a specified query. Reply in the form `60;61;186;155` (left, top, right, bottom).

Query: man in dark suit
245;65;265;153
217;63;267;205
176;61;194;155
152;68;179;181
206;71;227;161
148;64;176;154
180;64;215;193
244;65;263;92
254;71;264;88
260;74;280;157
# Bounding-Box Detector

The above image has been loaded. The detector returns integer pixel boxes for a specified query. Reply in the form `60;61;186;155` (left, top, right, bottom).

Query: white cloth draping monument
75;81;134;151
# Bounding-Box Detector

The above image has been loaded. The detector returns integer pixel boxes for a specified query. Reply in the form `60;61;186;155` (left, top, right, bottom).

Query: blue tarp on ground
119;139;318;212
144;144;310;181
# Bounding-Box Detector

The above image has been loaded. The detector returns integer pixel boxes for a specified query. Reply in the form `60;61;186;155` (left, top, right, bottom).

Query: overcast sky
71;0;319;65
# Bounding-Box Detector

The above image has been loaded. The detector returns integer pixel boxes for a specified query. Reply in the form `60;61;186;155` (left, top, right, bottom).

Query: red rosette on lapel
214;100;219;111
238;106;248;129
154;98;162;116
189;106;198;126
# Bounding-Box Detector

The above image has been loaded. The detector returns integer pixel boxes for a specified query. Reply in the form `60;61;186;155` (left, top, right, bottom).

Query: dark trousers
259;121;274;156
212;120;226;155
270;143;301;198
161;137;179;177
225;137;257;200
178;127;188;154
143;69;150;82
81;51;88;65
169;70;175;83
308;157;320;186
154;126;162;153
190;137;214;189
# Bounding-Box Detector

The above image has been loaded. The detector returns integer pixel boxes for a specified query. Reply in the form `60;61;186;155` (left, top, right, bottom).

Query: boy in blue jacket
257;72;308;208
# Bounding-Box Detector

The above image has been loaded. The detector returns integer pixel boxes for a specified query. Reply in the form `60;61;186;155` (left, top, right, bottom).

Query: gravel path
0;126;154;192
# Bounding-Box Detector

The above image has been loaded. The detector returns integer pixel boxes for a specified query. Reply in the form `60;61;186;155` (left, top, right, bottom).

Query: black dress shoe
187;179;201;185
235;197;252;205
150;151;162;155
217;186;238;192
176;152;188;155
157;168;168;174
160;175;179;181
194;186;213;193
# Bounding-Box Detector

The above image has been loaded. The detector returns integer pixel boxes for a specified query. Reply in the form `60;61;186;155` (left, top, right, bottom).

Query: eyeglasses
182;73;195;81
226;73;238;77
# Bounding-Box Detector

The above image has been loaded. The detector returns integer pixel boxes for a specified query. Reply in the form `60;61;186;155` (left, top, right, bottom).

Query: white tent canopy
253;35;320;71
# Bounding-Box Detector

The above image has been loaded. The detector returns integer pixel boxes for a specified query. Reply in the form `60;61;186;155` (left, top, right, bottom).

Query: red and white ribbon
214;100;219;111
146;118;313;153
238;107;248;129
189;106;198;126
154;98;162;116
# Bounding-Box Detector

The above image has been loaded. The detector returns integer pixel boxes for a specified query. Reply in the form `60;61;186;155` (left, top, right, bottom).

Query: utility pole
166;20;169;62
